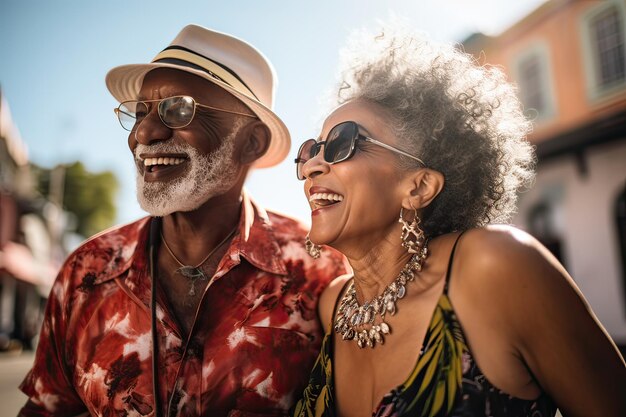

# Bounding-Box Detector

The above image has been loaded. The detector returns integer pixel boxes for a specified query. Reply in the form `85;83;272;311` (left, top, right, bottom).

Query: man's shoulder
265;209;308;238
71;217;150;257
265;209;348;274
62;217;150;286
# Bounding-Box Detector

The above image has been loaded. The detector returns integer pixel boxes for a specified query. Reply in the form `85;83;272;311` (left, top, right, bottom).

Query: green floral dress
292;235;557;417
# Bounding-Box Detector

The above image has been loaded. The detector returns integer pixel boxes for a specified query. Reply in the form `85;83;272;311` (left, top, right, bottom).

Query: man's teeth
143;157;186;166
309;193;344;203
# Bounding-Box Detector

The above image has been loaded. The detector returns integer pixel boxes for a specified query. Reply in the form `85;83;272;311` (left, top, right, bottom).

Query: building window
512;43;556;123
519;53;546;116
591;6;626;88
527;201;566;267
616;182;626;318
581;1;626;100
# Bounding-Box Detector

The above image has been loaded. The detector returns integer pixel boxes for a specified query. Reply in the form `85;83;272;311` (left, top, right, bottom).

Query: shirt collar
92;191;287;285
228;191;288;276
89;217;151;286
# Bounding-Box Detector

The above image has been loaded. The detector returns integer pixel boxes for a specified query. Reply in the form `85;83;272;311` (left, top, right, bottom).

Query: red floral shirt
19;194;347;417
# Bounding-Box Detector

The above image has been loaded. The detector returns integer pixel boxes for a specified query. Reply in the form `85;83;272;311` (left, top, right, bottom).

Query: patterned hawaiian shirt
19;193;347;417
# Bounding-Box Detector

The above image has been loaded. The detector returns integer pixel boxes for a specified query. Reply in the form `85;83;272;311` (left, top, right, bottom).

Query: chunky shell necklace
334;243;428;349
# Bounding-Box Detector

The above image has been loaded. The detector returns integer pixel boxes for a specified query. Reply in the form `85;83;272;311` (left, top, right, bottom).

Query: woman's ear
238;120;271;165
402;168;445;210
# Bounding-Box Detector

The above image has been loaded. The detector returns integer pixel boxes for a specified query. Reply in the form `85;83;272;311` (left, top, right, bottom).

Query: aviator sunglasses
114;95;256;131
295;121;426;180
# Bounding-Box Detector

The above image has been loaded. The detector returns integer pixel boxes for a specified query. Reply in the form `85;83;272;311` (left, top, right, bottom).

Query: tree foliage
34;162;118;238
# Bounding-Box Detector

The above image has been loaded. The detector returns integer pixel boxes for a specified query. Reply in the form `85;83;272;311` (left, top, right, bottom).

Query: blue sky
0;0;545;228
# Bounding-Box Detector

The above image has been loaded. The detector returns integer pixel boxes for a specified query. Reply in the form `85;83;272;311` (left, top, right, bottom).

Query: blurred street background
1;0;625;415
0;353;30;414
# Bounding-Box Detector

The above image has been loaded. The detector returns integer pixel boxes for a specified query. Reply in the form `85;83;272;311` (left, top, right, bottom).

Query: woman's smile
308;186;345;215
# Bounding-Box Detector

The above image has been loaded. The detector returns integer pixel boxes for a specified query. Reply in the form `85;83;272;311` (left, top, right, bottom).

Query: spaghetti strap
444;231;466;294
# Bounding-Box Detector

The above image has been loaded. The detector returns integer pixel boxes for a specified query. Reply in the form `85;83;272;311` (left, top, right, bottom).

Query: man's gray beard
134;120;243;217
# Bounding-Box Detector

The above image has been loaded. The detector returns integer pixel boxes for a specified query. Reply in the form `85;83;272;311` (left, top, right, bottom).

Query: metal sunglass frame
113;95;256;131
295;121;426;180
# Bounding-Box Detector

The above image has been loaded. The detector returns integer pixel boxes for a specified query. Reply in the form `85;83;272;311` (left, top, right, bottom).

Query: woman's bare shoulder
455;225;568;286
318;274;352;330
451;225;580;321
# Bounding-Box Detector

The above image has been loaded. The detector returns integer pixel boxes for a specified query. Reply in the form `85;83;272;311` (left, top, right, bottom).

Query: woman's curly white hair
334;24;535;237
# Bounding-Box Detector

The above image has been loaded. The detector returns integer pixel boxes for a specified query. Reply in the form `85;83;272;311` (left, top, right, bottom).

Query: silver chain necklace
333;243;428;348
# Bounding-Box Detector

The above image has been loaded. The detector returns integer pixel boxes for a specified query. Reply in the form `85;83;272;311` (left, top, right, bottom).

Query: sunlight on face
304;100;409;253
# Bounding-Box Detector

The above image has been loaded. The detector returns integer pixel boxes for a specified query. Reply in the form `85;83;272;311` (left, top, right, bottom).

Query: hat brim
105;63;290;168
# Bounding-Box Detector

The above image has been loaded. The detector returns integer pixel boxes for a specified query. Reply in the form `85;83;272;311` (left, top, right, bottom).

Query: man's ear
402;168;445;210
238;120;271;165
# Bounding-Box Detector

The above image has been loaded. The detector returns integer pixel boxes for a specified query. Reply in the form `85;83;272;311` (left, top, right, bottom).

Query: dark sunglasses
295;121;426;180
114;95;256;131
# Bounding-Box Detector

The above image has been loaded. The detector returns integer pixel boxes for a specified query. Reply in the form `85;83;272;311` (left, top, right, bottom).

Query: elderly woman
292;26;626;417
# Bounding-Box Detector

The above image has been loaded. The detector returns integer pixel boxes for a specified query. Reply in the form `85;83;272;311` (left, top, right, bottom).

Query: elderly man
19;25;346;416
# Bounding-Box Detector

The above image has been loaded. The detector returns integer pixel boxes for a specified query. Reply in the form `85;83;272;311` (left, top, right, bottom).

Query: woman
292;25;626;417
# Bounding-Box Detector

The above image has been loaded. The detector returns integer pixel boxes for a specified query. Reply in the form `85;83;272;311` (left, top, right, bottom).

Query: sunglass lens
159;96;195;128
296;139;317;180
324;122;356;163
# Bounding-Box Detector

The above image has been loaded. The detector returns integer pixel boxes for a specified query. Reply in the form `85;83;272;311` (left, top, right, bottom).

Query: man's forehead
137;69;228;100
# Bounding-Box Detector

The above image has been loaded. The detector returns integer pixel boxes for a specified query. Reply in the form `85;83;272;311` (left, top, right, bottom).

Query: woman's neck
341;230;413;303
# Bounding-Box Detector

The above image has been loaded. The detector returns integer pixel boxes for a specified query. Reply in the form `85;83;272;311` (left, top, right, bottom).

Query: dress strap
444;231;466;294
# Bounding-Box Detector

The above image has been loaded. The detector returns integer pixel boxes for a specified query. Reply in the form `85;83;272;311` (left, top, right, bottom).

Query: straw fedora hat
105;24;290;168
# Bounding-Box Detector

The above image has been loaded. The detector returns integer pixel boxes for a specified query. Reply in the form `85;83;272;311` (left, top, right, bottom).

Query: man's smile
137;152;189;181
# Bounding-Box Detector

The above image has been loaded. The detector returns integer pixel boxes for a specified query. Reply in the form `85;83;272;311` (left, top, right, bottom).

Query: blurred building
0;87;59;351
463;0;626;345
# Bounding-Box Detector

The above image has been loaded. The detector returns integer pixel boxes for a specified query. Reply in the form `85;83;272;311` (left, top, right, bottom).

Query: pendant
175;266;206;296
176;266;205;280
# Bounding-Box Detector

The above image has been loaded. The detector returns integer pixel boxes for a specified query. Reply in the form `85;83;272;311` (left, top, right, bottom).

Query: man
19;25;346;416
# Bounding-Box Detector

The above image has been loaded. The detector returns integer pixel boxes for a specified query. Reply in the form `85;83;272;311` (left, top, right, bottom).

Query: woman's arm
459;226;626;417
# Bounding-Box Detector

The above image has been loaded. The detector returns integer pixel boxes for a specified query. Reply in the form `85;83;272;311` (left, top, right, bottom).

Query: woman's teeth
309;193;344;207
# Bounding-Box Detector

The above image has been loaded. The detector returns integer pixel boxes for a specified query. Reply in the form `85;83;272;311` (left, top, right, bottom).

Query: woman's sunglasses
295;121;426;180
114;95;256;131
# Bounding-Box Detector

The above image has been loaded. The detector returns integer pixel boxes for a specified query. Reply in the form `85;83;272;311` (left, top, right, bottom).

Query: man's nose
133;108;172;146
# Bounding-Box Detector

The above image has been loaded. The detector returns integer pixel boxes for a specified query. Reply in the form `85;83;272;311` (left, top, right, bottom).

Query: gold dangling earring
398;205;426;254
305;234;322;259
